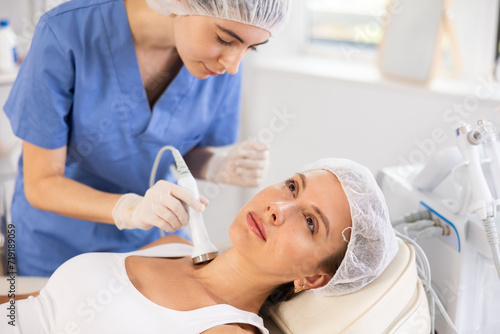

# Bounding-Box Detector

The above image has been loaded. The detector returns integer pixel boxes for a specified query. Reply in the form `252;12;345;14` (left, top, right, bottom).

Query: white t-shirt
1;243;268;334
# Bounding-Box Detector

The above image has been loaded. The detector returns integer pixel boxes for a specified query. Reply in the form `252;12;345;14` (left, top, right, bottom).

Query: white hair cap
302;158;399;296
145;0;290;36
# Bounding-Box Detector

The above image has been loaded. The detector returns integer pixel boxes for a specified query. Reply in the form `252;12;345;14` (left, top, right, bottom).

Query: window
305;0;388;49
303;0;500;78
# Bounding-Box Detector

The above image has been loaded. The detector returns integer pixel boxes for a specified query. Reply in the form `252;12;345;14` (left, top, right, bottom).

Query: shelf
0;69;18;85
250;55;500;105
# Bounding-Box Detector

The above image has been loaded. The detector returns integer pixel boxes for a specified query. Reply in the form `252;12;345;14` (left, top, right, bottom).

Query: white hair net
302;158;399;296
145;0;290;36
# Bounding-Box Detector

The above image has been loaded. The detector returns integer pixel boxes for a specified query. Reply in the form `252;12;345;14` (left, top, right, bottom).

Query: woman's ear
294;273;332;290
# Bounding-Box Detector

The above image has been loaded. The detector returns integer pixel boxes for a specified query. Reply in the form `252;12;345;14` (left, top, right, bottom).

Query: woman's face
172;15;270;78
229;169;352;284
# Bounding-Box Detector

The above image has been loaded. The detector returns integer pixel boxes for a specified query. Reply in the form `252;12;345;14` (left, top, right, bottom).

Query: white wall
200;56;498;246
236;55;500;199
241;63;500;174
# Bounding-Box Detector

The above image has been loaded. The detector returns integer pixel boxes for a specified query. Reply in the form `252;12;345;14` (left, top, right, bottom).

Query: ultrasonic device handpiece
456;123;500;278
150;146;218;264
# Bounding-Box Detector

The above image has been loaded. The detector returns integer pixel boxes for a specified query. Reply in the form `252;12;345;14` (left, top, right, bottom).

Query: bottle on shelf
0;19;18;73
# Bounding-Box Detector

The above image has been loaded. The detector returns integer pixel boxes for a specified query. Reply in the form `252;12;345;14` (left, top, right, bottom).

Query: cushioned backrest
266;238;418;333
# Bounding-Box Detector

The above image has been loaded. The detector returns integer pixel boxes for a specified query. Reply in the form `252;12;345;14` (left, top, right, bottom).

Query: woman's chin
191;72;210;80
227;221;249;250
183;61;211;79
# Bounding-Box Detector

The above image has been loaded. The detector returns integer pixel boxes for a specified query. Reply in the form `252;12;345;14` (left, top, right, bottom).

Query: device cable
395;231;458;334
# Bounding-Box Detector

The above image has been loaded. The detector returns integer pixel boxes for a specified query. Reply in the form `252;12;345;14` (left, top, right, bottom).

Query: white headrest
265;238;426;333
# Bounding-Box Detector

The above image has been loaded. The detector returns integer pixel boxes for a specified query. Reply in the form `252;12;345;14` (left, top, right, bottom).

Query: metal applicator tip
192;251;218;265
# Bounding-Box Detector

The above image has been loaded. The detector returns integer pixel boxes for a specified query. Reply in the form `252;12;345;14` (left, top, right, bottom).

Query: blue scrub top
4;0;242;276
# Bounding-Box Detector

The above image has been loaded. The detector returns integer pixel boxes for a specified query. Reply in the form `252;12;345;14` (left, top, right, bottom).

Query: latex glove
112;180;208;232
205;142;270;187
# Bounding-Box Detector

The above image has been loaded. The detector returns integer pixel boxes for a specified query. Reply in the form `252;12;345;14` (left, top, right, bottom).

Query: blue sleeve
3;16;75;149
198;69;242;147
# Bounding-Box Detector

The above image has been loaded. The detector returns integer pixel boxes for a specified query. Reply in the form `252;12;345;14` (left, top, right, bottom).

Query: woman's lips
247;212;267;241
203;63;220;76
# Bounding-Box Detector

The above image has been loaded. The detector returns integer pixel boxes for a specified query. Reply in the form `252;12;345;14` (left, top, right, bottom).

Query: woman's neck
124;0;176;49
188;248;280;314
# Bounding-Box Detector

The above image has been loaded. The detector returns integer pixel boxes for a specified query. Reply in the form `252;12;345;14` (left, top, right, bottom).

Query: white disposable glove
204;141;270;187
112;180;207;232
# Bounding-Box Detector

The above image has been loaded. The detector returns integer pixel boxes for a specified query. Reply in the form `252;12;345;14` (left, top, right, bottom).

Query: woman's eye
216;35;231;46
286;179;296;196
306;217;315;234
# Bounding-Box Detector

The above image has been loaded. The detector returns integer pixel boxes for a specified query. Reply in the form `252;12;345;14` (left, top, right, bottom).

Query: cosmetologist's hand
112;180;208;232
205;141;270;187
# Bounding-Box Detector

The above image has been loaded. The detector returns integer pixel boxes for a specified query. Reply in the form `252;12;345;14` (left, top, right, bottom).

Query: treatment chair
263;237;431;334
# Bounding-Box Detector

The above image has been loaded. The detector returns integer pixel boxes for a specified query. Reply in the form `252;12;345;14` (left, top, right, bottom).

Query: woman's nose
219;50;247;75
267;202;295;226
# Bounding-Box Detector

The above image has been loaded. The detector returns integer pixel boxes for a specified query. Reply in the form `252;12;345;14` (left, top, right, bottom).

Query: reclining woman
0;158;398;334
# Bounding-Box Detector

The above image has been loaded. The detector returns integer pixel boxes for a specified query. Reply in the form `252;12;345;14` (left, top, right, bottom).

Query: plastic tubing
456;124;495;219
391;210;432;226
455;123;500;277
482;217;500;278
482;132;500;201
395;231;458;334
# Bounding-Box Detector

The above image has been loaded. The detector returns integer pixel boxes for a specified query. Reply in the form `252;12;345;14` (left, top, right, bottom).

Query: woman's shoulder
202;323;259;334
139;235;193;250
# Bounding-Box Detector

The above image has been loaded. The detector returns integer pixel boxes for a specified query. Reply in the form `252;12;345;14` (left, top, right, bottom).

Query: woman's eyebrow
297;173;306;191
215;24;269;46
216;24;244;43
312;204;330;237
